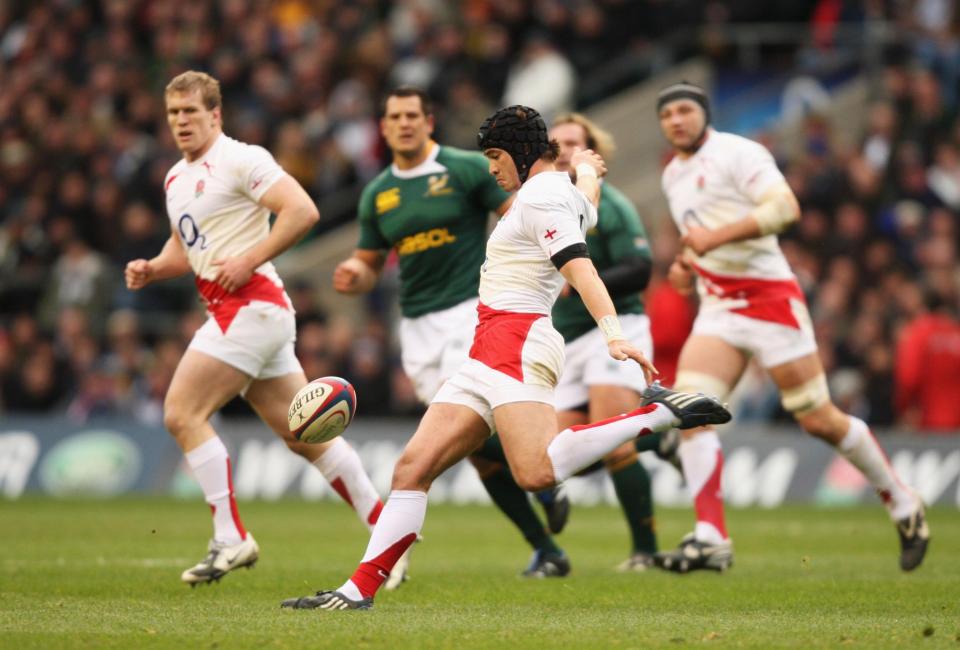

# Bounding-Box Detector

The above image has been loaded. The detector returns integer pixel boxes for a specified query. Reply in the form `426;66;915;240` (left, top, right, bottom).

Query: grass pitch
1;498;957;649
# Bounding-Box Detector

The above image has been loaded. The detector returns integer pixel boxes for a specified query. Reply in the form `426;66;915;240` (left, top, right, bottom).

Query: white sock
339;490;427;599
185;437;246;545
313;437;384;531
679;430;728;544
547;403;675;482
836;416;916;520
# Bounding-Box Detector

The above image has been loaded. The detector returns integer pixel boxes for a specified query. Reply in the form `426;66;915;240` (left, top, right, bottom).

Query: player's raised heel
641;381;732;429
897;502;930;572
654;533;733;574
280;589;373;610
180;533;259;586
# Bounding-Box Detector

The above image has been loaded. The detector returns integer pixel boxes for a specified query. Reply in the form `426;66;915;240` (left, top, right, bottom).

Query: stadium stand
0;1;958;430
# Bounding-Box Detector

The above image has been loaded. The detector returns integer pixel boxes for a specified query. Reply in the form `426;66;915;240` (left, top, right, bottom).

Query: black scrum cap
656;81;711;123
478;105;550;183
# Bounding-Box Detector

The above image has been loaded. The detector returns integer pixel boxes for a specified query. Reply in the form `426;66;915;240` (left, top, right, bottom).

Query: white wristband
598;314;625;343
575;163;598;180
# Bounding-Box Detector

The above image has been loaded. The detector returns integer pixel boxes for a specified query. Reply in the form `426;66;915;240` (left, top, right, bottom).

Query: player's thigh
165;349;251;425
494;401;557;490
676;334;749;386
675;334;748;438
393;402;490;491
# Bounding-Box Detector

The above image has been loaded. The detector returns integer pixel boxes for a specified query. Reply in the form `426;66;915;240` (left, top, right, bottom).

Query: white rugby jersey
662;129;794;284
479;171;598;314
164;133;289;330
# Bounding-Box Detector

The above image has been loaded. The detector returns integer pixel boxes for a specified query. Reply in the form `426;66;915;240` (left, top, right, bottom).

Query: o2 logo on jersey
178;214;209;250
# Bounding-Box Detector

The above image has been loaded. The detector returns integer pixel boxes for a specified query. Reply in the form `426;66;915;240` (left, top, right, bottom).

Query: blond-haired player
654;81;928;573
126;71;385;585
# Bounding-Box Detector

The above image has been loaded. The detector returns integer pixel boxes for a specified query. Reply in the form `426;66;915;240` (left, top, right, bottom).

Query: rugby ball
287;376;357;444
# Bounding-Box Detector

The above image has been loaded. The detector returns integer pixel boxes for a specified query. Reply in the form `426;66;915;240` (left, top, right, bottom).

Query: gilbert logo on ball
287;376;357;444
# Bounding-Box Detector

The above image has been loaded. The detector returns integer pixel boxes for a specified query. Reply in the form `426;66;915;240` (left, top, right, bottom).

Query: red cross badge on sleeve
544;228;557;240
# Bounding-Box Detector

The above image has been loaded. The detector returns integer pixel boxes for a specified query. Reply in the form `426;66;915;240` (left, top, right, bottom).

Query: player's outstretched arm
559;256;657;382
570;148;606;208
681;182;799;255
125;232;191;290
333;249;385;294
213;176;320;292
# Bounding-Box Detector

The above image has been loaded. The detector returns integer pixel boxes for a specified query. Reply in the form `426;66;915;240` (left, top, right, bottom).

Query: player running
332;86;571;582
281;104;730;611
654;81;929;573
549;113;665;571
125;71;385;586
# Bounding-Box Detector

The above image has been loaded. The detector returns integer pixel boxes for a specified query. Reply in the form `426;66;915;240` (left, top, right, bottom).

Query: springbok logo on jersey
424;174;454;197
376;187;401;214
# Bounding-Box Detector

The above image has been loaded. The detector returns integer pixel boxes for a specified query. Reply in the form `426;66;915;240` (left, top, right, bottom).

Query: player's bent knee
391;453;434;492
781;374;830;419
675;370;732;402
510;465;555;492
163;406;197;438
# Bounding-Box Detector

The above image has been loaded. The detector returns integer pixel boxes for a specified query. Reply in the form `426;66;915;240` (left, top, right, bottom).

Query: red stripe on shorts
195;273;290;333
468;303;544;381
693;263;806;330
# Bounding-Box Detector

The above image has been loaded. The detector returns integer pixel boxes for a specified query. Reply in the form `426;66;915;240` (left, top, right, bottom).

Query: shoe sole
183;556;259;586
654;555;733;574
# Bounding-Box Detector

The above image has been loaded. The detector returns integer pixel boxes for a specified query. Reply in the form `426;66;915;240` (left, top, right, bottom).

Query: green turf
1;498;957;648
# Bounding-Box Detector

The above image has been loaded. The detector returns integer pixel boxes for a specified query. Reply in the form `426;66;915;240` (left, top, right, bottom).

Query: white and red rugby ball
287;376;357;444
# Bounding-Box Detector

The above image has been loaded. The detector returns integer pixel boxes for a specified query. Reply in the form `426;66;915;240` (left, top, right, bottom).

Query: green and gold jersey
357;144;508;318
552;182;651;342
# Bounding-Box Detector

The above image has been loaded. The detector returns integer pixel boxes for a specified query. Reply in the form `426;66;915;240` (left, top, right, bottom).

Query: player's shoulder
218;134;274;165
709;130;770;156
360;166;395;196
518;172;573;206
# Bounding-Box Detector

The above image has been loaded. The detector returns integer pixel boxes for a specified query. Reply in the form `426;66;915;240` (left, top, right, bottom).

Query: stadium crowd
0;1;958;430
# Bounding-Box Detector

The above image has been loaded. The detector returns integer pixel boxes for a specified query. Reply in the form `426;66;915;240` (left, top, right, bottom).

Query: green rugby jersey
357;144;509;318
552;182;651;342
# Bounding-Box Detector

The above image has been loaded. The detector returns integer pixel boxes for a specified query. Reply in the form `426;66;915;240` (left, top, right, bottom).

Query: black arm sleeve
597;255;652;298
550;243;589;270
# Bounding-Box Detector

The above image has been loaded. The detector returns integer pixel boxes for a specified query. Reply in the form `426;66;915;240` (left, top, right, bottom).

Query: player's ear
426;113;435;135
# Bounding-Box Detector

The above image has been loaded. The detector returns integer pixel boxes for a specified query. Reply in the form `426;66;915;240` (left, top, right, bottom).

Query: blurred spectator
502;34;576;122
895;291;960;431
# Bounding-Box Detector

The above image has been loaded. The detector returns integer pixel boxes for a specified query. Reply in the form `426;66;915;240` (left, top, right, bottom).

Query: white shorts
399;298;479;403
691;299;817;368
433;308;564;431
188;301;301;380
554;313;653;412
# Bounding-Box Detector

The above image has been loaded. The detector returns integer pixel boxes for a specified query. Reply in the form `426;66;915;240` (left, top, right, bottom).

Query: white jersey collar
185;132;226;167
391;142;446;179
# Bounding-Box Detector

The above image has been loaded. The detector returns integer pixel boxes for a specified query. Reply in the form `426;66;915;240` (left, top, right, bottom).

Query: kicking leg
282;402;489;609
